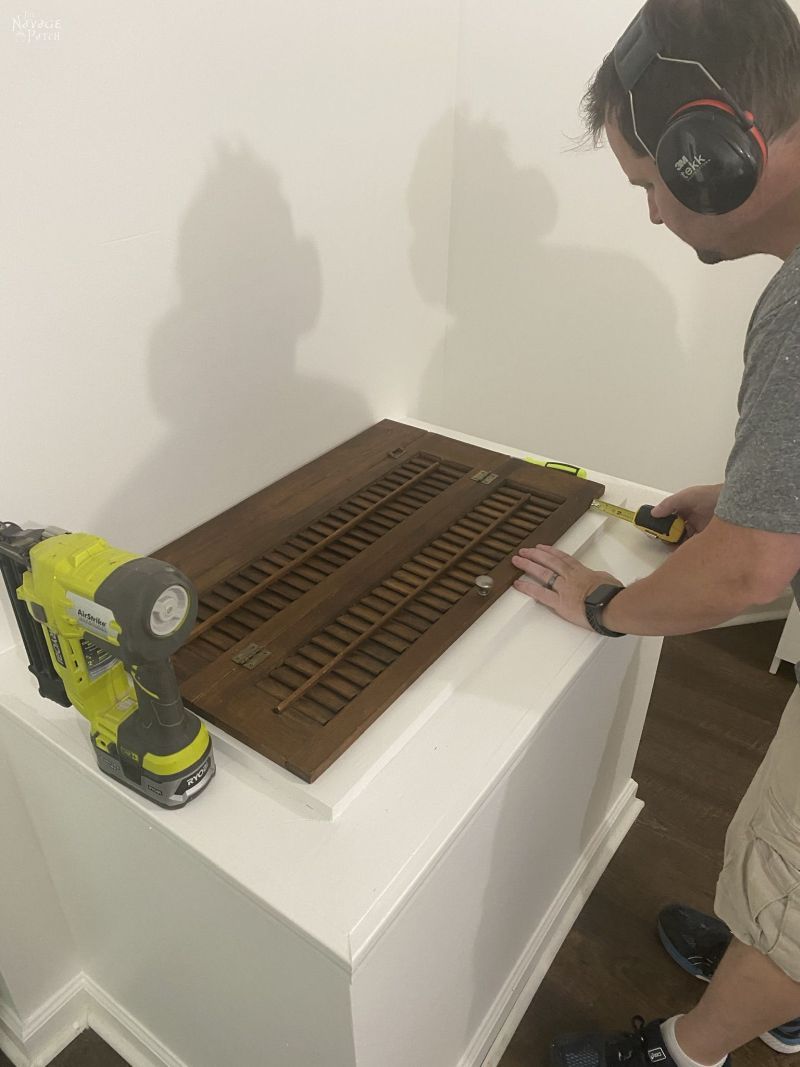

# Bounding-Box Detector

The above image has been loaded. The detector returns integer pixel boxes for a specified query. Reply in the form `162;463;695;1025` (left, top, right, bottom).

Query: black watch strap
584;584;626;637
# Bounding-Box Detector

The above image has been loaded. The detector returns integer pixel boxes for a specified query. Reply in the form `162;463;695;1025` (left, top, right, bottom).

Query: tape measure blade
591;500;637;524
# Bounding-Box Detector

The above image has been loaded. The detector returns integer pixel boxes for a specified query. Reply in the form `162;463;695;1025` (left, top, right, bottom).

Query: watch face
585;583;620;607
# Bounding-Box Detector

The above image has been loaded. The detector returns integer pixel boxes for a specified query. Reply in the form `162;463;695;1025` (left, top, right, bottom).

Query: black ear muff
656;100;767;215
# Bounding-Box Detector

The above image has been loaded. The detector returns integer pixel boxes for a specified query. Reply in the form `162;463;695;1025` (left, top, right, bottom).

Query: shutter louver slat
185;451;469;656
264;483;556;720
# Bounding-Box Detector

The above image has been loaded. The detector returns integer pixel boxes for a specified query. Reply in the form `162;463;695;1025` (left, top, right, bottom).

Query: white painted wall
416;0;788;494
1;0;459;653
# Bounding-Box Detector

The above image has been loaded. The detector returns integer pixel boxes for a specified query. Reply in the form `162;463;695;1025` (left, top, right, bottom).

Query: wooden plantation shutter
158;421;604;782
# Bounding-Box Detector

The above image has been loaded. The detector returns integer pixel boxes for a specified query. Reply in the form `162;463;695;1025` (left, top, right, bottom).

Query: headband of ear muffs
613;9;768;215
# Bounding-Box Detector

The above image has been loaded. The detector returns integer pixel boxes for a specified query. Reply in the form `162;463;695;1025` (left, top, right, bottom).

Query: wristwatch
584;583;626;637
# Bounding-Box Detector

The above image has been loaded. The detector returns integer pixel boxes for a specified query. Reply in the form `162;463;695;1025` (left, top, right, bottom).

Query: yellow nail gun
0;522;215;808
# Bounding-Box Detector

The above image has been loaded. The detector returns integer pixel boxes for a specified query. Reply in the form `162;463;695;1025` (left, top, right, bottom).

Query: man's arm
603;515;800;636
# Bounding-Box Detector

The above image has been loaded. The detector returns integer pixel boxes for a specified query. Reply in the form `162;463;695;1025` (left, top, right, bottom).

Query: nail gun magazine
0;522;215;807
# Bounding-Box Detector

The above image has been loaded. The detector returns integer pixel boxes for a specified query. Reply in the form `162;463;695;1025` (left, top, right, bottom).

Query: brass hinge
471;470;499;485
232;643;271;670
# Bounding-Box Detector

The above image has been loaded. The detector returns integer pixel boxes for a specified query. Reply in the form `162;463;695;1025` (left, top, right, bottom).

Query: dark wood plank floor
0;622;794;1067
0;1030;129;1067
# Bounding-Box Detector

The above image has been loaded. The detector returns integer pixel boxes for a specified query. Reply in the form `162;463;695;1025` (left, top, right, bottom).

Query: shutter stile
159;422;604;782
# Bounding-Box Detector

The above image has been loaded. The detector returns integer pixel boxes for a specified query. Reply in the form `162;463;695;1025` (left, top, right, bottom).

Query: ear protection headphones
613;8;768;215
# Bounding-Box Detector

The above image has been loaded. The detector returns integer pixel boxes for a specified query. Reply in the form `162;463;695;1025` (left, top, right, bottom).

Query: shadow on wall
408;111;687;477
93;142;371;550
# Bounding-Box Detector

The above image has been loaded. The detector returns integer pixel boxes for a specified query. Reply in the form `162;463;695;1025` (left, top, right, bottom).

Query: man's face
606;117;748;264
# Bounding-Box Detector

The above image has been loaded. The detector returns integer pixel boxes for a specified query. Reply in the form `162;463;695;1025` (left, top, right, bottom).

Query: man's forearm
602;527;764;637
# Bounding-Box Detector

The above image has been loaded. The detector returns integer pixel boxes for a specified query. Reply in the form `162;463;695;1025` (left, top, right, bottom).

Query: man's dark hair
582;0;800;154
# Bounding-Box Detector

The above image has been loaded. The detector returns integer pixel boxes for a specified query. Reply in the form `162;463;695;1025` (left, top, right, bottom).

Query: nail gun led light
149;585;190;636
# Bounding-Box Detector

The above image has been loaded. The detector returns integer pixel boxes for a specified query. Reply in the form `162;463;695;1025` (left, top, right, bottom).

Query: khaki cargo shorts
715;685;800;981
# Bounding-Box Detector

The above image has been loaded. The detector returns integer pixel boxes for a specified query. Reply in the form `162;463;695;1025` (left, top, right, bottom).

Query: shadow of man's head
150;142;322;423
408;110;558;310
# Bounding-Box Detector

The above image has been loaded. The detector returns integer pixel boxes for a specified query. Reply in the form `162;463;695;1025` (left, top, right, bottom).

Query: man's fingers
651;495;681;518
512;555;562;587
515;544;577;573
537;544;572;560
515;545;571;563
516;544;568;557
514;577;559;605
652;494;691;519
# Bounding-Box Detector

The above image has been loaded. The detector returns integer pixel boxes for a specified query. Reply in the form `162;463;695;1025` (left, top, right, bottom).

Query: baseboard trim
0;974;185;1067
459;780;643;1067
0;975;87;1067
85;976;186;1067
0;1000;28;1067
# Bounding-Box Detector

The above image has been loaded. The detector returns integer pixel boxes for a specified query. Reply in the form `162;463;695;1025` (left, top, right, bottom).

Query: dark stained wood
158;421;604;781
499;620;795;1067
16;1030;129;1067
159;421;487;589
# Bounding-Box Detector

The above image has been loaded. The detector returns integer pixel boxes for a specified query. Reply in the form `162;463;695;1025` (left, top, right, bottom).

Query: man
510;1;800;1065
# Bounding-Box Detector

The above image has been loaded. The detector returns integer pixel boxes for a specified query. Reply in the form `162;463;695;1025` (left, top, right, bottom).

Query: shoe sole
657;918;797;1054
759;1030;800;1055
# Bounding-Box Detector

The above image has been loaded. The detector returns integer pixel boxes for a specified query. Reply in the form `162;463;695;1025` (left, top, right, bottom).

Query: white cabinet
0;422;669;1067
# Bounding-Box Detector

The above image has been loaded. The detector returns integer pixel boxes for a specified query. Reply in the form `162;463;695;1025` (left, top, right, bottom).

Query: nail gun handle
131;660;189;730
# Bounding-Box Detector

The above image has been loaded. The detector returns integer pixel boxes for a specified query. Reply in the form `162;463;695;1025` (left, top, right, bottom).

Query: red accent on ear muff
745;117;768;164
669;98;768;163
670;97;737;120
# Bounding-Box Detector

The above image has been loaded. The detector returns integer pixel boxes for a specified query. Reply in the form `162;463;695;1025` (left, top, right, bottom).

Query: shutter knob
474;575;494;597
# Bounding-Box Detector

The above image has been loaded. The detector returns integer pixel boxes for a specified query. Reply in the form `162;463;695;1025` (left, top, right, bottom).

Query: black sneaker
550;1015;732;1066
658;903;800;1055
657;904;731;983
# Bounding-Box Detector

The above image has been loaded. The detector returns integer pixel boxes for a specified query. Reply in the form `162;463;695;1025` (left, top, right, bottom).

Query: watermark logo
13;11;61;44
674;153;710;181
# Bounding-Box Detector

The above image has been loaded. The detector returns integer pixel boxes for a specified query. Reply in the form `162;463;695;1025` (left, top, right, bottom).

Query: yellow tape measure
525;457;686;545
590;501;686;544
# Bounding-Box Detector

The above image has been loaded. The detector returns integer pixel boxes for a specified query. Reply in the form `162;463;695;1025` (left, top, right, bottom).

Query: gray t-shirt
715;244;800;621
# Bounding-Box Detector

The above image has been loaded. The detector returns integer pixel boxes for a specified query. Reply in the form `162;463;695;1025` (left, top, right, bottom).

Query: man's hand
651;484;722;539
512;544;624;630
